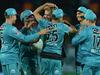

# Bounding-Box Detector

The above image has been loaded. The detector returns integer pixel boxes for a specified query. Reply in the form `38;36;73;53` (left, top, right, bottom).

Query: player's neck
88;23;95;27
5;19;13;25
91;23;95;26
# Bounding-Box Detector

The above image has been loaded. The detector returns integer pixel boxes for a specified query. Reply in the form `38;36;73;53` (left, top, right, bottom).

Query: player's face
25;18;37;28
11;15;17;24
43;7;52;20
76;11;84;22
43;14;52;20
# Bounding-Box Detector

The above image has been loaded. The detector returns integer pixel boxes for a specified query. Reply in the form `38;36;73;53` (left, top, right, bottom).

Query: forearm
69;26;78;34
34;4;47;14
33;3;56;21
33;4;47;21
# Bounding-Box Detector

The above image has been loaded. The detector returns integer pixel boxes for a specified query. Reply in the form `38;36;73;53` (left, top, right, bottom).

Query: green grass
63;72;76;75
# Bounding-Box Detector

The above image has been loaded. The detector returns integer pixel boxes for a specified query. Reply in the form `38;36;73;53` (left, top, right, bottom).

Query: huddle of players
0;2;100;75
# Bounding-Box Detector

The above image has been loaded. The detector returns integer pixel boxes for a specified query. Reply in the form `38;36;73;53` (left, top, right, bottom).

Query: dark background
0;0;99;27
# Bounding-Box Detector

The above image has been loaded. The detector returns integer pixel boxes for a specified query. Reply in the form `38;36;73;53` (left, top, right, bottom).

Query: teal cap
52;8;64;19
77;6;87;14
20;10;33;21
84;9;97;21
5;8;17;16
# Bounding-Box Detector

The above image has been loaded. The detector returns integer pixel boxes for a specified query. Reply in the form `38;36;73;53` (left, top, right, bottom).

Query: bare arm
33;3;57;22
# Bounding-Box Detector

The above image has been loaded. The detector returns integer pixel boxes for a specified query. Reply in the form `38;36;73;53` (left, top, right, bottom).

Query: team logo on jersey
10;69;16;74
54;69;60;75
24;71;27;75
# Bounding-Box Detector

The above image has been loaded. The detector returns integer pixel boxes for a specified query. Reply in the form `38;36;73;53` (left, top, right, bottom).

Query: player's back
20;26;39;57
43;22;70;55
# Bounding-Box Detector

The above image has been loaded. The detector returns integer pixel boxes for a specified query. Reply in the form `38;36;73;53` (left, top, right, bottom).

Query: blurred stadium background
0;0;99;75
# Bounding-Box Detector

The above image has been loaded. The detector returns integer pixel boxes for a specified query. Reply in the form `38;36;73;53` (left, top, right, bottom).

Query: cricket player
20;10;42;75
43;3;68;65
75;6;87;75
40;4;55;42
72;9;100;75
33;3;77;75
0;8;49;75
76;6;87;30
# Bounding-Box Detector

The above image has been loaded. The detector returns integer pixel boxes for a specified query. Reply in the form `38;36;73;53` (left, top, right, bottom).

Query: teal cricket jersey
72;26;100;66
38;19;71;55
20;25;39;58
0;22;39;65
75;23;87;63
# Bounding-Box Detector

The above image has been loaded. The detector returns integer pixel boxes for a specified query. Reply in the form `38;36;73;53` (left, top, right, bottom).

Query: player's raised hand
23;22;28;28
45;3;57;8
27;20;37;28
23;21;33;29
